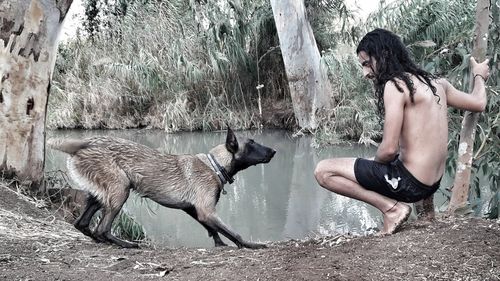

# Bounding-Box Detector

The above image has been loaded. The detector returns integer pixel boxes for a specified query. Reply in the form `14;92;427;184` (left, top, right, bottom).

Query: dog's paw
243;241;267;249
118;241;140;249
91;233;109;244
75;225;93;238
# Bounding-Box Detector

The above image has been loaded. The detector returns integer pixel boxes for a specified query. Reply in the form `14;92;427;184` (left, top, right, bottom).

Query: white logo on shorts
384;175;401;189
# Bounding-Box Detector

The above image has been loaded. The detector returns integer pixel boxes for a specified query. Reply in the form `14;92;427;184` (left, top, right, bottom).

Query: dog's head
211;127;276;174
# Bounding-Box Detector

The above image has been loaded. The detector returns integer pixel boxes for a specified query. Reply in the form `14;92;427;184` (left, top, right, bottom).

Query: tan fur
208;144;233;171
47;138;89;155
48;132;275;249
50;136;221;210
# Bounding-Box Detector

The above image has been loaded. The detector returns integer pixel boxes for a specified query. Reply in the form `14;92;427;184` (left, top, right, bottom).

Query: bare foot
380;203;412;235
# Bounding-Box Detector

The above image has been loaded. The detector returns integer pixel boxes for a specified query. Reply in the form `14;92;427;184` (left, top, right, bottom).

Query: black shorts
354;158;441;203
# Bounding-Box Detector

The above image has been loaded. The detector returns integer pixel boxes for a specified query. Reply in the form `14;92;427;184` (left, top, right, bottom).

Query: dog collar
207;154;235;186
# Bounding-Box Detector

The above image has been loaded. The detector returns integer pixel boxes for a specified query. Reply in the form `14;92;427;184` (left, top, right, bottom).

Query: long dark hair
356;28;438;117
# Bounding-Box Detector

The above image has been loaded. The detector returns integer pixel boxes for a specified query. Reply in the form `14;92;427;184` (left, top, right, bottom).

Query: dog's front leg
183;207;227;247
201;213;266;249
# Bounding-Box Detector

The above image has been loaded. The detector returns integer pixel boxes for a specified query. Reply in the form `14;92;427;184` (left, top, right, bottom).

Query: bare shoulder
383;79;407;107
384;78;408;94
434;77;460;98
384;79;410;107
385;75;434;93
434;78;449;89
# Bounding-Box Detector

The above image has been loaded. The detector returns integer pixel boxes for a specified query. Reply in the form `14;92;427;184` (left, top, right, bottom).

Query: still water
45;129;450;248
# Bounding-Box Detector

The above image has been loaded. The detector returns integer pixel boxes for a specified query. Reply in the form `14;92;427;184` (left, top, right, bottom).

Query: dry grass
0;183;82;242
0;208;81;241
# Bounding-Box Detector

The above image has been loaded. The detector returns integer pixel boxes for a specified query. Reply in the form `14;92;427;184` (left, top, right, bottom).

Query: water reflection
45;129;448;248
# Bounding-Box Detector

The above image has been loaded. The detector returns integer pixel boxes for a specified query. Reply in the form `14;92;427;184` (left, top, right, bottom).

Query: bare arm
375;81;405;163
444;57;489;112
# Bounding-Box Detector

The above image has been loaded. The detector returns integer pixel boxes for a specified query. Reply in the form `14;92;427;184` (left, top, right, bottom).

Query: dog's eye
249;139;255;144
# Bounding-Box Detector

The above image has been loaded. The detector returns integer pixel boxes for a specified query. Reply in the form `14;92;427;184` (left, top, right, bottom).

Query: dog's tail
47;138;89;155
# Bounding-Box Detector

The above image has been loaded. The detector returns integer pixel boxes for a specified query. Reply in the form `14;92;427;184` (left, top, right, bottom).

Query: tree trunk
0;0;73;191
270;0;334;130
447;0;490;214
415;196;435;221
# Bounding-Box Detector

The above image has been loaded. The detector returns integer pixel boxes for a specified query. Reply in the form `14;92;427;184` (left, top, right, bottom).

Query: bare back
398;77;449;185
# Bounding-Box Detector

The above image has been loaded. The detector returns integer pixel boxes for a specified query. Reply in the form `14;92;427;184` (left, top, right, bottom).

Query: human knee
314;160;333;187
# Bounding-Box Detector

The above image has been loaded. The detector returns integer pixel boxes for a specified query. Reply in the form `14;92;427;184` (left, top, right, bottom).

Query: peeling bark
270;0;334;130
0;0;73;190
447;0;490;214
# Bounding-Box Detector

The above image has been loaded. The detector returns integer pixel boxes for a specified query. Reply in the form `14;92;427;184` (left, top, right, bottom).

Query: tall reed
49;1;290;132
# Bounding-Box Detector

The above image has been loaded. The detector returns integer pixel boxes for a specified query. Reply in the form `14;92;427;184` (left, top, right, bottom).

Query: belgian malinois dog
48;128;276;249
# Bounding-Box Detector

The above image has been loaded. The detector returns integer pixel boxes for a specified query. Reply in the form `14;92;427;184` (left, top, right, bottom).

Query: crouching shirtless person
314;28;490;235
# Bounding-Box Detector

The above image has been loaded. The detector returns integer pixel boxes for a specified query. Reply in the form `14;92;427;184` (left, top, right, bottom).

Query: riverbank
1;182;499;281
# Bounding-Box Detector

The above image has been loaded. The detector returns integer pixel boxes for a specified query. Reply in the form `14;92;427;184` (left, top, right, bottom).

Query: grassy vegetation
49;1;287;131
312;51;381;147
49;0;359;133
111;211;146;242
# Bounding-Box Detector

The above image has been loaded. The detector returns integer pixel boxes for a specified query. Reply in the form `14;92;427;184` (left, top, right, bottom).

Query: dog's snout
265;149;276;161
270;150;276;157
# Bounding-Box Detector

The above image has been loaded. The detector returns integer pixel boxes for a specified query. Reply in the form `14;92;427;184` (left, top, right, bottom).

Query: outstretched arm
444;57;489;112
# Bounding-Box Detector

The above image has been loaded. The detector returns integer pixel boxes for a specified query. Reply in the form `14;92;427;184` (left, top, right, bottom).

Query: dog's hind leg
93;187;138;248
74;193;102;238
183;207;228;247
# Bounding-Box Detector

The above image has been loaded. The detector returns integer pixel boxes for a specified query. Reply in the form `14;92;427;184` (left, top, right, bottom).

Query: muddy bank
1;183;499;281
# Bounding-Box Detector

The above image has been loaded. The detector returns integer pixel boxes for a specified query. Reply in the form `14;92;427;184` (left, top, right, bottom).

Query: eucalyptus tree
270;0;334;130
0;0;73;190
448;0;491;214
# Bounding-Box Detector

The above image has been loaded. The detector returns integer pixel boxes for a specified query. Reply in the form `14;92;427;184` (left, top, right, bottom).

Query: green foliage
112;211;146;242
82;0;100;37
88;210;145;242
305;0;361;50
313;52;381;147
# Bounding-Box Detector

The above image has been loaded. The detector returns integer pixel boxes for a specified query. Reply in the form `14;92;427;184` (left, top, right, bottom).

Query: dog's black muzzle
262;150;276;163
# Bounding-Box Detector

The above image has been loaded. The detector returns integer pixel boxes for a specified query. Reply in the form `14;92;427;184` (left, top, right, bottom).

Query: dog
48;128;276;249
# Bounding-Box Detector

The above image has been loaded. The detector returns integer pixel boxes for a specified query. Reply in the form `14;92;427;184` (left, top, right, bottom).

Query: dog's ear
225;127;238;154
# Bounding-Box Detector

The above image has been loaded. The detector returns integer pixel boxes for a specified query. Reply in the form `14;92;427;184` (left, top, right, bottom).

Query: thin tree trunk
415;196;435;221
270;0;334;130
0;0;73;191
447;0;490;214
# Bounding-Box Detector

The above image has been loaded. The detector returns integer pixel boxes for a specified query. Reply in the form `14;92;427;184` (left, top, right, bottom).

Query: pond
45;129;451;248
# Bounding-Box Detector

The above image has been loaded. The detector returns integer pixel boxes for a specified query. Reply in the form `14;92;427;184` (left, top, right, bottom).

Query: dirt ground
1;183;499;281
